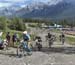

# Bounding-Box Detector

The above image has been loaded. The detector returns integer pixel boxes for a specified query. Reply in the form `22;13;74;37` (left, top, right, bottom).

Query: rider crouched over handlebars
18;31;32;56
47;32;54;48
35;36;42;51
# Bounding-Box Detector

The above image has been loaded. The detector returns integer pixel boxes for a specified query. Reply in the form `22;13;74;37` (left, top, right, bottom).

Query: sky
0;0;63;8
0;0;25;7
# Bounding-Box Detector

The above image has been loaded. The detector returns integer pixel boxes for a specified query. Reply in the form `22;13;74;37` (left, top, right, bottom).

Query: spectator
12;33;18;47
6;32;11;46
59;32;65;45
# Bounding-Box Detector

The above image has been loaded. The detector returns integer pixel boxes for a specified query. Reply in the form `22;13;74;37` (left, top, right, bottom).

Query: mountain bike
16;41;32;57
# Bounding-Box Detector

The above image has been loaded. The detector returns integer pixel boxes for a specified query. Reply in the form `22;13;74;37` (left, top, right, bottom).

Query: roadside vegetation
0;16;75;45
66;37;75;45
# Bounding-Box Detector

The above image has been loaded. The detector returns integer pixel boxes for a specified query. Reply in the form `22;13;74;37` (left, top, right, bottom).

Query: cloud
0;0;25;3
0;2;11;7
0;0;31;8
0;0;63;8
0;0;25;7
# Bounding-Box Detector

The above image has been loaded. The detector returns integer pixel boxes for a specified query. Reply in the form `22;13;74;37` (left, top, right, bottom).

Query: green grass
52;29;61;33
1;29;36;42
66;37;75;45
1;30;22;40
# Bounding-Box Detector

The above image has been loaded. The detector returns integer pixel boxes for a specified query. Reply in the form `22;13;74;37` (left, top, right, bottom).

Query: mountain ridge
0;0;75;19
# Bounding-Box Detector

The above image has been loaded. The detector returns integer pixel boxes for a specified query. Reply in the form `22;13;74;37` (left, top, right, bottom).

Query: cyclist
59;32;65;45
35;36;42;51
19;31;32;56
47;32;53;48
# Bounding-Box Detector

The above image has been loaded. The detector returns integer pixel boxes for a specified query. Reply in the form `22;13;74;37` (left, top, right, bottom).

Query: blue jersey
23;34;30;41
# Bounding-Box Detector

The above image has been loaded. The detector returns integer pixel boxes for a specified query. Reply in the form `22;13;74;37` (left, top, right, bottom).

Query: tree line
0;16;75;31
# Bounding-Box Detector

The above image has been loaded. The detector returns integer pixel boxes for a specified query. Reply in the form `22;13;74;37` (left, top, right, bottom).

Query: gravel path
0;29;75;65
0;50;75;65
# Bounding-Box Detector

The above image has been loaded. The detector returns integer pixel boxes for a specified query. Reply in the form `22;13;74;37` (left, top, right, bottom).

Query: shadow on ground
0;46;75;57
32;47;75;54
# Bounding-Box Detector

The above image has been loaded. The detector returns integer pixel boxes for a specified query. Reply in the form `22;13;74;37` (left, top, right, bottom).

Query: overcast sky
0;0;63;8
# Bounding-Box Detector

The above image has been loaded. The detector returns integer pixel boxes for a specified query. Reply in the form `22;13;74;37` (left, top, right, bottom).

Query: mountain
13;0;75;19
0;0;75;19
16;1;69;18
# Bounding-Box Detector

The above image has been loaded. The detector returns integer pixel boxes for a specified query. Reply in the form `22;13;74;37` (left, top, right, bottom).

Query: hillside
0;0;75;19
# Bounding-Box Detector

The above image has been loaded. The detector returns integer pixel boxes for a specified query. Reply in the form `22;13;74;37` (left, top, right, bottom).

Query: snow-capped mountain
18;1;70;18
0;0;63;14
0;0;75;19
0;0;63;9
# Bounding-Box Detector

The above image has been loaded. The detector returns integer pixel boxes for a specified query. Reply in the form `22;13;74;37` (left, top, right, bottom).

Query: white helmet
23;31;27;34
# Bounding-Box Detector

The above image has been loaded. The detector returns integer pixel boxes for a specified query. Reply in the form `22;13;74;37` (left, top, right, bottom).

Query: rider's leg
22;48;27;56
62;40;64;45
49;42;51;48
62;38;65;45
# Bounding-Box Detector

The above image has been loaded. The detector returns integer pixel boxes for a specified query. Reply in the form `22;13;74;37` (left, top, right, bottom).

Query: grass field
0;29;75;46
52;29;61;33
66;36;75;45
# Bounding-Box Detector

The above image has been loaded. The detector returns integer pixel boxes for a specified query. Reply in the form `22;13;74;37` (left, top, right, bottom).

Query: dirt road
0;29;75;65
0;48;75;65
